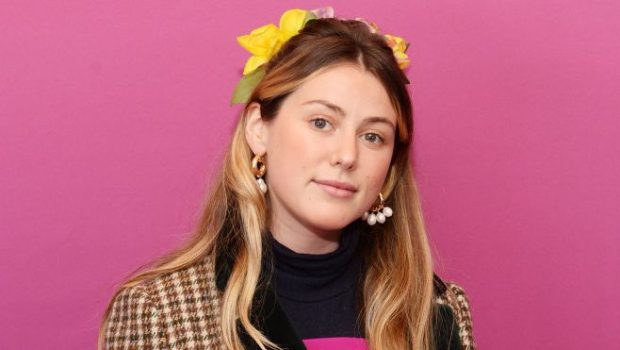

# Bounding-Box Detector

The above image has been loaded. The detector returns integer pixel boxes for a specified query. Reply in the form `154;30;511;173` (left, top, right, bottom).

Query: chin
306;215;356;232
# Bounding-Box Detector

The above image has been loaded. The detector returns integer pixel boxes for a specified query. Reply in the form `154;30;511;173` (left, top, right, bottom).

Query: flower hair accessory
231;6;411;104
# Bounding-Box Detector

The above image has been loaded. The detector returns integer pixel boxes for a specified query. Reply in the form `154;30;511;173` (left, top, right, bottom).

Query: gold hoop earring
361;192;393;226
251;153;267;194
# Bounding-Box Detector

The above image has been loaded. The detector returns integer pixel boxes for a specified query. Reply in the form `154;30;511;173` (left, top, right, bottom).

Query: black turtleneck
265;224;366;341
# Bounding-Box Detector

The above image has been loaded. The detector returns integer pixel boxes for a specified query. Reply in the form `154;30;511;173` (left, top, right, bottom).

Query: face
246;63;397;237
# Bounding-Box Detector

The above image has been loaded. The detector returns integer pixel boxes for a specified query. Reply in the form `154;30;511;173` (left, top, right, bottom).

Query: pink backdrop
1;1;618;349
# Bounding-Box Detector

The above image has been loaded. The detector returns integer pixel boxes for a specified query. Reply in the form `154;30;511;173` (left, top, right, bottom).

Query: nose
330;131;358;170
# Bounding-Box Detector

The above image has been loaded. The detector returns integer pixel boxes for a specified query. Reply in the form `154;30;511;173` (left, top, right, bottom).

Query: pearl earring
251;153;267;194
361;193;393;225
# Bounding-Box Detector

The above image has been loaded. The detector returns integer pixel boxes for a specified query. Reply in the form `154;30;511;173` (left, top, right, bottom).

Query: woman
100;7;475;350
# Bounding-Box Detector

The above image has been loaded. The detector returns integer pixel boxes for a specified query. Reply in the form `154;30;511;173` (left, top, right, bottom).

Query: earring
251;153;267;194
361;193;393;225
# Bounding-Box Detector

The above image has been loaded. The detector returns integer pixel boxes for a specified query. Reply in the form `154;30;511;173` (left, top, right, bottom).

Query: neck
269;217;342;254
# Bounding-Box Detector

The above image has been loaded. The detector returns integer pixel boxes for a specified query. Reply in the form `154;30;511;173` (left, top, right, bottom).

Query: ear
244;101;268;155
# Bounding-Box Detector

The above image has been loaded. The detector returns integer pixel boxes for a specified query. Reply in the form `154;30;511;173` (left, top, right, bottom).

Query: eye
364;132;384;144
310;118;332;130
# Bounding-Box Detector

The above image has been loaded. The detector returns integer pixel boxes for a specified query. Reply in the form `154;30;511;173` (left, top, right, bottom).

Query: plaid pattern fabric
103;254;476;349
103;255;224;349
436;283;477;350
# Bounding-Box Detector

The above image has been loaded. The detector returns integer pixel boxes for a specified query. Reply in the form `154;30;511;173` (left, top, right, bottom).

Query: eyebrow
302;99;396;130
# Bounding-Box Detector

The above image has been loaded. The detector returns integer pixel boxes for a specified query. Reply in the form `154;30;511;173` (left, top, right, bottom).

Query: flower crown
231;6;411;104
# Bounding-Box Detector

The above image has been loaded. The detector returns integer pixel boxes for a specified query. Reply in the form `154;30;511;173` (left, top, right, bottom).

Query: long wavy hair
99;18;438;350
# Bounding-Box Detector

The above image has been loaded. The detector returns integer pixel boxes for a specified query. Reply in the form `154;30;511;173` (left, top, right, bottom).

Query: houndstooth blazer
103;252;476;349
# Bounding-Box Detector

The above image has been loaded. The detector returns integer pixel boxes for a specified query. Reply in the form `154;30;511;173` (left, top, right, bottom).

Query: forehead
282;64;397;122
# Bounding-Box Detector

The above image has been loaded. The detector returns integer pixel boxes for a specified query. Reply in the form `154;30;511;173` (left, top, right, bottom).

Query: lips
313;179;358;192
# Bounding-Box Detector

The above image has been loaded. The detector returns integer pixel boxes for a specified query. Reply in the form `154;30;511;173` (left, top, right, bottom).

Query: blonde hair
99;18;437;350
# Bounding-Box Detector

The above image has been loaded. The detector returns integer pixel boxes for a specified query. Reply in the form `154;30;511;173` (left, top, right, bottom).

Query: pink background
1;1;618;349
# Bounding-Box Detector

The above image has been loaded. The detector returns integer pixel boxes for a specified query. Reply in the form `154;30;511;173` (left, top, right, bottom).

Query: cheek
266;123;312;179
361;153;393;195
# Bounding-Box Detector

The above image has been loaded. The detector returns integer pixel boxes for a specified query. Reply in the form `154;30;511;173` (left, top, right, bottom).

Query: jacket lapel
215;248;307;350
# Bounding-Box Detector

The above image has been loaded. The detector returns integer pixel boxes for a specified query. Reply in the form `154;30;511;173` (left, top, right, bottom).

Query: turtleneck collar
265;223;364;302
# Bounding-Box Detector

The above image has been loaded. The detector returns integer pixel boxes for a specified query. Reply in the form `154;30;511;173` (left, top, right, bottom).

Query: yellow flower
236;24;281;75
279;9;309;42
384;34;410;69
236;9;311;75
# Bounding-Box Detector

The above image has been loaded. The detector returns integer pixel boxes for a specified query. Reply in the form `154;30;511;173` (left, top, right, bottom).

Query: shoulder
103;282;166;348
103;254;223;349
115;254;220;304
432;274;477;350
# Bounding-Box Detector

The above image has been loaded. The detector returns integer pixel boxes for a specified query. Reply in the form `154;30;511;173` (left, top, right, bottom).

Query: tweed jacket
103;252;476;349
